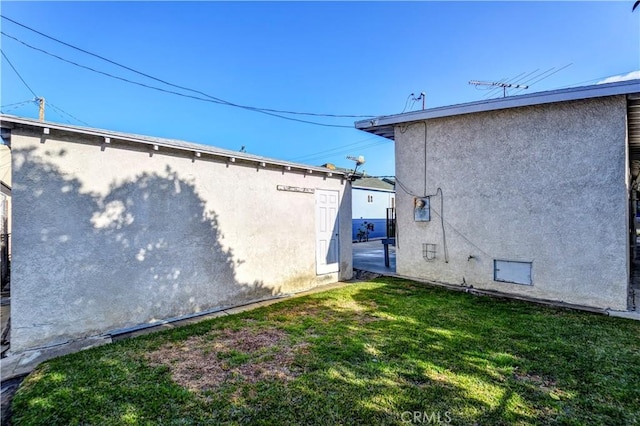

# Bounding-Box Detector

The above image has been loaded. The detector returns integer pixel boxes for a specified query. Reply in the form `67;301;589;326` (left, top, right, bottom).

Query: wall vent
494;260;532;285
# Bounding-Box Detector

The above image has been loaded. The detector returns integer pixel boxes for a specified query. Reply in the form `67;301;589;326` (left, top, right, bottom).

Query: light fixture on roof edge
346;155;366;181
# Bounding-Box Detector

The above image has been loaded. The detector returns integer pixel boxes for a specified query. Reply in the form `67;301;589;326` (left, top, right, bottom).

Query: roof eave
355;79;640;140
0;115;346;177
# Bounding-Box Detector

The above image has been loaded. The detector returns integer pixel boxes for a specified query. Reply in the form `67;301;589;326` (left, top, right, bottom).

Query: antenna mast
469;80;528;97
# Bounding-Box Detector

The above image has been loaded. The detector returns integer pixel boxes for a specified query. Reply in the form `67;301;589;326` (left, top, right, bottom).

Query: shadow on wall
12;147;274;343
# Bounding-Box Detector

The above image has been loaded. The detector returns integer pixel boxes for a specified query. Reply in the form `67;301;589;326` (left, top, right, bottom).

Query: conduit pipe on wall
435;187;449;263
421;121;449;263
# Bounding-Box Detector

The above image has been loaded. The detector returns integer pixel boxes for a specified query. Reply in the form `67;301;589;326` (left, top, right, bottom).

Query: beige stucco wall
10;128;352;352
394;96;629;310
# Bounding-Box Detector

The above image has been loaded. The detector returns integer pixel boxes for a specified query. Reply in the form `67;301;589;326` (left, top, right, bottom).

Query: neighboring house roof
355;79;640;141
320;164;356;174
0;115;346;178
382;177;396;186
352;177;395;192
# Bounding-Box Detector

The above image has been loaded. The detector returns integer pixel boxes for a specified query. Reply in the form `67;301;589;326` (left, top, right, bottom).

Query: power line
1;49;38;98
290;140;390;164
0;99;34;109
287;135;383;161
0;15;375;120
2;31;355;129
47;102;90;126
0;99;36;114
394;176;493;259
1;46;89;125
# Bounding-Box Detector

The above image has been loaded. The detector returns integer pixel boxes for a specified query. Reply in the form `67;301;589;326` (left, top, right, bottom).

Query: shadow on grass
10;277;640;425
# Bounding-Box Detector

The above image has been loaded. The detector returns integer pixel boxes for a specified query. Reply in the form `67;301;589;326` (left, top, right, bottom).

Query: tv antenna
469;80;529;97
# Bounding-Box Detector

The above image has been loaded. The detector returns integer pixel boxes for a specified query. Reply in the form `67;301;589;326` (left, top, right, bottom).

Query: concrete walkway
352;239;396;275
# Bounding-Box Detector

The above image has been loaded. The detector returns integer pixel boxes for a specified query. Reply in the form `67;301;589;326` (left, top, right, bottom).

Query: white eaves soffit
0;114;345;178
355;79;640;141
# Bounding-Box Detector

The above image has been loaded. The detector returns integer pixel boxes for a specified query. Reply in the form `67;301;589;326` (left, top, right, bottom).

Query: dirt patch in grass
147;327;308;392
513;371;569;400
267;298;381;325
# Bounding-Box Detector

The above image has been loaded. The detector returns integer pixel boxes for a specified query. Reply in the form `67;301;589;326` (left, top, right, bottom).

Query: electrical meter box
414;197;430;221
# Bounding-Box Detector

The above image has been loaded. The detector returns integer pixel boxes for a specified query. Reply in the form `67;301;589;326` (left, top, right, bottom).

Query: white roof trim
0;115;344;177
352;186;395;193
355;79;640;140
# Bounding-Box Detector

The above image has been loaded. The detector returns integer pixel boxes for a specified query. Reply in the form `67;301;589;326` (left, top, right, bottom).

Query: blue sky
1;1;638;176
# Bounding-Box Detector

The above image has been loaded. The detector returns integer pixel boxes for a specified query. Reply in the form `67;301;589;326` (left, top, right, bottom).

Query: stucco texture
394;96;629;310
10;130;352;352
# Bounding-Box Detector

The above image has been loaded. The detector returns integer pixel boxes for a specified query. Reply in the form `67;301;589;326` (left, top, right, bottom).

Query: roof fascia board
352;186;395;193
355;79;640;132
0;115;344;177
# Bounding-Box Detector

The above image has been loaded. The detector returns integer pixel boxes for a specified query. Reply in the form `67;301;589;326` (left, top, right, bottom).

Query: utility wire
1;49;38;98
0;99;36;114
2;31;354;129
1;48;87;124
394;176;493;259
401;93;415;113
47;102;90;126
46;105;72;124
288;135;384;161
0;99;34;109
1;15;375;119
291;140;390;164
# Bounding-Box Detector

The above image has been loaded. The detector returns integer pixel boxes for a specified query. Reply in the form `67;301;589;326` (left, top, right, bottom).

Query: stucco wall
10;129;352;352
394;96;629;310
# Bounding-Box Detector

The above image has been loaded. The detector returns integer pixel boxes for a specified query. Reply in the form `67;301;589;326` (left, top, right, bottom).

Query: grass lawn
11;277;640;425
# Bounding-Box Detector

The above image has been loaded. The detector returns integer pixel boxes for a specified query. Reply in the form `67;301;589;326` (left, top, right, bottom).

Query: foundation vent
494;260;532;285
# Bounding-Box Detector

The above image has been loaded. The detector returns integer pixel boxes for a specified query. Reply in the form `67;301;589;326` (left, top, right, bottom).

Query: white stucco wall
394;96;629;310
10;128;352;352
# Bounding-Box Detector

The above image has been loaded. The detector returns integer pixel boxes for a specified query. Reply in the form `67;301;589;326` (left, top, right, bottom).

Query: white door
316;189;340;274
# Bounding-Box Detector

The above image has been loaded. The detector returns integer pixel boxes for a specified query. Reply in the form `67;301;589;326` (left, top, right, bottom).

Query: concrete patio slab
352;240;396;275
